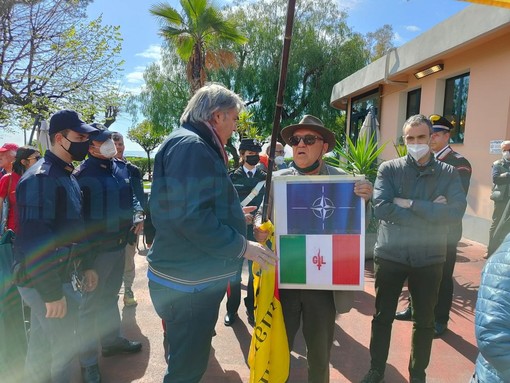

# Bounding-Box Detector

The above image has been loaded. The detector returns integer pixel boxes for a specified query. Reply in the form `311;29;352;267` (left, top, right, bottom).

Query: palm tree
150;0;248;93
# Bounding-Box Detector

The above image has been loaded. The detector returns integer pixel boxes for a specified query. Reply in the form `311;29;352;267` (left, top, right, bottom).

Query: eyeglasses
275;150;285;155
288;135;323;146
27;155;41;162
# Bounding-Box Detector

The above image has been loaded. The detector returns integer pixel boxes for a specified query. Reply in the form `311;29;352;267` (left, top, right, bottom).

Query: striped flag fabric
274;175;365;290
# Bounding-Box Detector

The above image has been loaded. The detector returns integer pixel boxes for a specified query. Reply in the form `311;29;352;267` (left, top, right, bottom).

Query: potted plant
326;132;386;259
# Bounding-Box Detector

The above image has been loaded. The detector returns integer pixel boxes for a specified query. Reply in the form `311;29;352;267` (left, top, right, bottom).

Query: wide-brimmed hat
280;115;336;152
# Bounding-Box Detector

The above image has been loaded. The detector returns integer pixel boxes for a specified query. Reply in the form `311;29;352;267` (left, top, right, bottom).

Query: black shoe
360;368;384;383
224;312;237;326
81;364;101;383
101;337;142;357
434;322;448;338
246;311;255;326
395;306;412;321
410;377;426;383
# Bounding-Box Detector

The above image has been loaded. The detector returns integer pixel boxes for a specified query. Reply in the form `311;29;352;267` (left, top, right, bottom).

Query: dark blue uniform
75;154;138;368
15;150;86;382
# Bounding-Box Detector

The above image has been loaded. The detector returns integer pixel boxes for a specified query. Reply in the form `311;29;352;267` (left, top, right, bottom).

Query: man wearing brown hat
14;109;99;383
255;115;373;383
395;114;472;338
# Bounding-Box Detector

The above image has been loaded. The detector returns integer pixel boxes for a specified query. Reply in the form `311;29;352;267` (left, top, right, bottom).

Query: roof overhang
330;4;510;110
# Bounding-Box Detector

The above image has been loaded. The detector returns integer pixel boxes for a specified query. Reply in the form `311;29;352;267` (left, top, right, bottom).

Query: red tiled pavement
81;238;485;382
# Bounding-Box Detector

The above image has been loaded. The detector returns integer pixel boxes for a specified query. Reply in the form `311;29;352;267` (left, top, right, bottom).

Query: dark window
350;89;379;143
406;89;421;118
443;73;469;143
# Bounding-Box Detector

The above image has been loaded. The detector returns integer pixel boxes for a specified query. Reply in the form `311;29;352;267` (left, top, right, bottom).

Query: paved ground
79;237;485;383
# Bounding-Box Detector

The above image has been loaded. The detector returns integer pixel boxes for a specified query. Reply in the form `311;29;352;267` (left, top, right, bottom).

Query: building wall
376;32;510;244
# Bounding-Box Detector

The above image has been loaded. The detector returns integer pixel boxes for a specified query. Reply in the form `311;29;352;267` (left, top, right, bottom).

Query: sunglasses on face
288;135;324;146
27;155;41;161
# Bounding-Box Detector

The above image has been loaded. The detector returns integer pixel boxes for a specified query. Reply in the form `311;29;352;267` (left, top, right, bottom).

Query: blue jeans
18;283;80;383
79;248;125;367
149;279;227;383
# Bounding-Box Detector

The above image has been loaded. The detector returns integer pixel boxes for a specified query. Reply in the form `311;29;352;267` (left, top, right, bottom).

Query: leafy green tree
150;0;248;93
125;49;189;134
365;24;395;61
214;0;369;140
0;0;123;133
127;120;167;180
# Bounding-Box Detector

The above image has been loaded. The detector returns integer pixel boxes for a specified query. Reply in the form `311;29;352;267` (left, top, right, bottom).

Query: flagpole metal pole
261;0;296;222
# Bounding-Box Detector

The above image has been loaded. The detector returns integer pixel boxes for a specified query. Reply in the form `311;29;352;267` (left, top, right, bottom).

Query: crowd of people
0;82;508;383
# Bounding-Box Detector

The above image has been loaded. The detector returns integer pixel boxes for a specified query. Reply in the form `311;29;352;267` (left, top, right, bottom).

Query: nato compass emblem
291;185;354;231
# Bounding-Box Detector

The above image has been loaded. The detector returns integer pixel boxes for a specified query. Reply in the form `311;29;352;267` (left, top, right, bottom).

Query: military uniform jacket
436;145;472;243
491;158;510;202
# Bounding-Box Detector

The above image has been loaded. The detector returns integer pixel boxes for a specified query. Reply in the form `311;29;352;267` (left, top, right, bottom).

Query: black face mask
61;135;90;161
245;154;260;166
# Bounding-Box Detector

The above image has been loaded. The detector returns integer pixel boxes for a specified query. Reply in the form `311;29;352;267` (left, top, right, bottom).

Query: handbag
0;229;15;300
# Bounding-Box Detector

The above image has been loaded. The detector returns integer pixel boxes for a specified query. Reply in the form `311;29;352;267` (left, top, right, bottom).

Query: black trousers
226;260;254;316
369;258;443;380
280;289;336;383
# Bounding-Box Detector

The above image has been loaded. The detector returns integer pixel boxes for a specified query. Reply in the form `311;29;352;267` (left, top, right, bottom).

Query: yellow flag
460;0;510;8
248;221;290;383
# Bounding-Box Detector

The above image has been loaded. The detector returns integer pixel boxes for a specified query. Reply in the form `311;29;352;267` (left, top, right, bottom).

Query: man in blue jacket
361;114;467;383
75;126;143;383
148;83;277;383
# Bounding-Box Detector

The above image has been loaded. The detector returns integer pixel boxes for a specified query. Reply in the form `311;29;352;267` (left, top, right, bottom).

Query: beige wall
375;32;510;244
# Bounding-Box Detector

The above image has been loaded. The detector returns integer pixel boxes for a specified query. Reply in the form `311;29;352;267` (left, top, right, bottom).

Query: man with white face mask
75;125;142;383
361;114;466;383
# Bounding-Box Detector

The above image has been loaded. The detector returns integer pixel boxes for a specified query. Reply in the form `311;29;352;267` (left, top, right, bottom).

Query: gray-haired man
148;83;277;383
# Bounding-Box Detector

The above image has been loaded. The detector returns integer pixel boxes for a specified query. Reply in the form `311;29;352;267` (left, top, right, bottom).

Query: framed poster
273;175;365;290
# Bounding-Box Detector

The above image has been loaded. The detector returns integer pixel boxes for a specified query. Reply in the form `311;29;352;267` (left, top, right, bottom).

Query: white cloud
125;66;146;84
136;44;162;61
393;32;405;44
338;0;363;11
405;25;421;33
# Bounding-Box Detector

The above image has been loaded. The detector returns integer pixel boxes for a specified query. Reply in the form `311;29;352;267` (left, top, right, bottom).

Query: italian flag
279;234;362;289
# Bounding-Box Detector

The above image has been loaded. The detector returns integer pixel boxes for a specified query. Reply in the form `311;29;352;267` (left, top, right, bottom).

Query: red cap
0;143;19;153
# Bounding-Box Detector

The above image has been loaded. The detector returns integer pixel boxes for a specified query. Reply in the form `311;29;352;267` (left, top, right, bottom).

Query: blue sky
2;0;472;152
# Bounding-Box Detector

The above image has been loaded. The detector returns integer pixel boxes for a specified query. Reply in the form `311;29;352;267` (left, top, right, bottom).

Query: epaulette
34;160;52;176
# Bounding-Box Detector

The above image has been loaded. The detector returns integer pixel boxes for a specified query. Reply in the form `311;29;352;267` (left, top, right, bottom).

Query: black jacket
373;154;467;267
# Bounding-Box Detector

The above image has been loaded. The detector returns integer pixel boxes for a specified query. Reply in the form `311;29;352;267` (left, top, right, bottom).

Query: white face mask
406;144;430;162
274;155;285;166
99;139;117;159
503;151;510;161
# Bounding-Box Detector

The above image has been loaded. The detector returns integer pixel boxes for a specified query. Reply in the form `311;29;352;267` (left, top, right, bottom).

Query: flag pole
261;0;296;222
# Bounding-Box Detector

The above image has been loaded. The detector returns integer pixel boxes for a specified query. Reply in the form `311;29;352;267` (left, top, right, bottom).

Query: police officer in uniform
395;114;471;338
14;110;99;383
224;138;266;326
75;125;143;383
